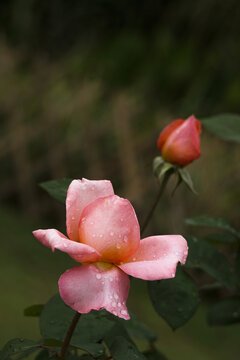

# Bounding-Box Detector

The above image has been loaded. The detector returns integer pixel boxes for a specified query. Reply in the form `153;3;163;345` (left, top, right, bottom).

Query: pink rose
33;178;188;320
157;115;201;166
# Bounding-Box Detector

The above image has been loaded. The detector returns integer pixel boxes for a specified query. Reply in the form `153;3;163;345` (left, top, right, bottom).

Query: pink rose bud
157;115;201;166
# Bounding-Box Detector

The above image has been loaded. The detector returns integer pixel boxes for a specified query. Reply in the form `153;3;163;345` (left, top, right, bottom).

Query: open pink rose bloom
157;115;201;167
33;179;188;320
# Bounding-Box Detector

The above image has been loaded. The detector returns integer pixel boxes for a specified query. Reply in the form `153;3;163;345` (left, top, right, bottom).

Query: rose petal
33;229;101;262
118;235;188;280
66;179;114;241
79;195;140;263
157;119;185;150
59;263;130;320
162;115;201;166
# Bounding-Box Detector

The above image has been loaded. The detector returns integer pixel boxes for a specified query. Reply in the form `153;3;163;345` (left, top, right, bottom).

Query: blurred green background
0;1;240;359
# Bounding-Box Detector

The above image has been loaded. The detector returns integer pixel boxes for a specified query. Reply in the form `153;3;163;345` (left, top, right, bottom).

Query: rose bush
33;178;188;320
157;115;201;166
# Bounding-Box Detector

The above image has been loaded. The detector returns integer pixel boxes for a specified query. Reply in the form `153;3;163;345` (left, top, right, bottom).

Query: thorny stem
141;173;171;236
58;312;81;360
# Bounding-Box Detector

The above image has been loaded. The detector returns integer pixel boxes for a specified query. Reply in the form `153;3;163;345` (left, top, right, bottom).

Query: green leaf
24;304;44;317
236;249;240;285
201;113;240;143
35;350;51;360
148;266;200;330
185;237;237;291
178;168;197;194
40;179;73;204
121;313;157;342
143;349;167;360
153;156;165;175
103;323;132;349
207;298;240;326
0;339;39;360
185;215;239;237
204;233;238;245
40;294;113;357
108;336;146;360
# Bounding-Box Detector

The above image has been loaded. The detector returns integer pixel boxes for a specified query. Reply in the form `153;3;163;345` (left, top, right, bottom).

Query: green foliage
207;298;240;326
0;339;39;360
108;336;146;360
203;233;238;245
177;168;197;194
121;313;157;342
186;237;237;291
185;215;240;238
40;295;109;356
40;179;73;204
201;114;240;143
143;350;167;360
24;305;44;317
148;266;200;330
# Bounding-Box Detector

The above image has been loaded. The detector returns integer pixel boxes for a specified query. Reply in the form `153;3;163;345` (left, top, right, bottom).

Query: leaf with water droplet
0;339;39;360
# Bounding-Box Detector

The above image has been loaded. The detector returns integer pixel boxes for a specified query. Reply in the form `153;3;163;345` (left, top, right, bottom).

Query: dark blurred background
0;1;240;359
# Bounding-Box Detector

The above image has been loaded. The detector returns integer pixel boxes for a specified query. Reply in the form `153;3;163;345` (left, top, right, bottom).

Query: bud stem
141;173;171;236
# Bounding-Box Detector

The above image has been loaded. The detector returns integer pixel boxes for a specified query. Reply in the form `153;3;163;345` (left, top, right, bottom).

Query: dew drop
116;244;121;249
113;310;117;315
110;231;114;236
99;234;103;238
117;302;122;307
63;243;68;248
123;235;128;243
120;218;124;222
112;301;116;307
92;234;96;237
120;309;127;315
114;293;119;300
171;273;175;278
96;274;102;280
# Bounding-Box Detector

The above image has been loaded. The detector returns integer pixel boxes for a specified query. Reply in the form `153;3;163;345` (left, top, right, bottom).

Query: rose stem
141;173;171;236
59;312;81;359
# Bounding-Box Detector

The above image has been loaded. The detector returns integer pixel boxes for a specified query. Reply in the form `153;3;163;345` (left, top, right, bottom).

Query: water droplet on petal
96;274;102;280
116;244;121;249
112;301;116;307
63;243;68;248
123;235;128;243
99;234;103;238
113;310;117;315
117;302;121;307
120;309;127;315
110;231;114;236
114;293;119;300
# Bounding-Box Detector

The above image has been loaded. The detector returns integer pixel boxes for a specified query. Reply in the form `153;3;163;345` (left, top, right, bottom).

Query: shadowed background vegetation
0;1;240;359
